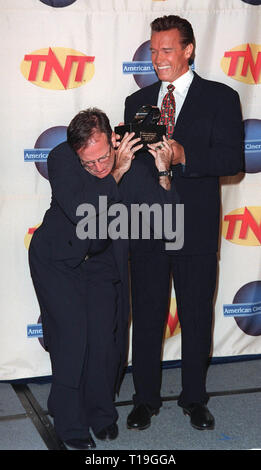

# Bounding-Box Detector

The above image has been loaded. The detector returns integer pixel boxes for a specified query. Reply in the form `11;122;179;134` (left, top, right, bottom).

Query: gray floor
1;359;261;452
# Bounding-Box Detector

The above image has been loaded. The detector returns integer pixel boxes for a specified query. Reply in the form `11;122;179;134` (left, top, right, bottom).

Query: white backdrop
0;0;261;381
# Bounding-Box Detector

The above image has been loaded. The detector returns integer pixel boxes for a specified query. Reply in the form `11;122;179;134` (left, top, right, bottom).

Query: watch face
159;170;170;176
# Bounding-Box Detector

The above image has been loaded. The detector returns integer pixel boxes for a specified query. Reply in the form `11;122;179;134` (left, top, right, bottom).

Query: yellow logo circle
221;44;261;85
21;47;95;90
222;206;261;246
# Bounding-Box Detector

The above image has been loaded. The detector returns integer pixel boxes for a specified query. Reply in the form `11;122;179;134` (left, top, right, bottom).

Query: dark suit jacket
29;141;179;388
124;72;244;256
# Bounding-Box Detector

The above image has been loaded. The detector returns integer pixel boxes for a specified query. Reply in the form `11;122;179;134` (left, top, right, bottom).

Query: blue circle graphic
244;119;261;173
34;126;67;179
241;0;261;5
233;281;261;336
39;0;77;7
132;40;158;88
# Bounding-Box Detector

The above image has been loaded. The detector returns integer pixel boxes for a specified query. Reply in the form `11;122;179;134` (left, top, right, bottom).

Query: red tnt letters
224;207;261;244
224;44;261;84
24;48;95;88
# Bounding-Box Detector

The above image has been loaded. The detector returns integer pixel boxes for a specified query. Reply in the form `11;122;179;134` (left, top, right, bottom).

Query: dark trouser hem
177;392;209;409
132;393;162;411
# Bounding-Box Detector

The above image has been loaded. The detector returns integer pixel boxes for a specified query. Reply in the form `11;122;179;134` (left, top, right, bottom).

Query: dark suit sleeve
124;96;136;124
120;159;179;205
119;160;180;241
181;88;244;178
48;143;121;225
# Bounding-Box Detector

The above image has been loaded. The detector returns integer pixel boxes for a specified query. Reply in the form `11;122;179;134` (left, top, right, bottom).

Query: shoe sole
94;430;119;441
127;422;151;431
64;441;96;449
95;435;118;441
107;433;119;440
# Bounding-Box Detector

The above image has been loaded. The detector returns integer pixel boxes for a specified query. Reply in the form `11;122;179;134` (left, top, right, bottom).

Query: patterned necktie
159;84;176;139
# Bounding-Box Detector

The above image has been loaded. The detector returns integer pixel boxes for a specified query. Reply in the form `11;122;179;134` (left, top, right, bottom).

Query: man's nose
94;161;104;172
154;51;163;63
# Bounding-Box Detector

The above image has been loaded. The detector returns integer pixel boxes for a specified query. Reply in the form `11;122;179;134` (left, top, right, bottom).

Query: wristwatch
158;169;172;178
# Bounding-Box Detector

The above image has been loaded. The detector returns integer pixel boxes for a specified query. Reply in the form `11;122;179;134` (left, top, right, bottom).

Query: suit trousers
130;251;217;410
29;237;121;441
47;280;120;441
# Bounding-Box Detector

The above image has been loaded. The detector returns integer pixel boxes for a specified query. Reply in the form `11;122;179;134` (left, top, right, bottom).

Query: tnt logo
222;207;261;246
20;47;95;90
165;296;181;339
24;224;41;250
221;44;261;84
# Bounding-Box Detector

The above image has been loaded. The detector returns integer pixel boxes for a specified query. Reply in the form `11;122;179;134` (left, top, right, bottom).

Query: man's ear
111;131;117;148
185;43;194;62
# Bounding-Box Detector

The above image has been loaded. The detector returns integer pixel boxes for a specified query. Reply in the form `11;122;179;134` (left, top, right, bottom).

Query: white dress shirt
157;68;194;123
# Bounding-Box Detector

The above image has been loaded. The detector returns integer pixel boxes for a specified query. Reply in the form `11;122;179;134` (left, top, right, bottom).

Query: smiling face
150;28;193;83
77;131;115;178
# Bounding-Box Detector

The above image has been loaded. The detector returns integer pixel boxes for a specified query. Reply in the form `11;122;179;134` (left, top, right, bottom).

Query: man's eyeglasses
79;147;112;170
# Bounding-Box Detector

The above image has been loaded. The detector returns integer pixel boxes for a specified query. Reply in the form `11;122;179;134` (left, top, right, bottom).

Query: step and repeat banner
0;0;261;381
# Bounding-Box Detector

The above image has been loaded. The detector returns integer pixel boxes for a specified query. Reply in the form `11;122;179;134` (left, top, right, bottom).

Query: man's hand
111;122;124;149
147;135;173;170
168;139;186;166
147;136;173;190
111;132;143;183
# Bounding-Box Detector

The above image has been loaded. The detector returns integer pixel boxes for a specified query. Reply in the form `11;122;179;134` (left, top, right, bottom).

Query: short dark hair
67;108;112;152
151;15;195;65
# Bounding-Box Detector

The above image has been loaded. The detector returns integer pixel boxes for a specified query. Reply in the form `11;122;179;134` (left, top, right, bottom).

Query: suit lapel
173;72;205;137
143;80;161;106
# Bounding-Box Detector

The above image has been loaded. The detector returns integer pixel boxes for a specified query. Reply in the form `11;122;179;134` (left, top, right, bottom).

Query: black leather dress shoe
183;403;215;430
127;404;159;430
94;423;119;441
64;436;96;449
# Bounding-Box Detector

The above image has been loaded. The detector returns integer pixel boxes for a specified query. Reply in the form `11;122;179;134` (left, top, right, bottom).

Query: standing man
29;108;177;449
125;15;244;431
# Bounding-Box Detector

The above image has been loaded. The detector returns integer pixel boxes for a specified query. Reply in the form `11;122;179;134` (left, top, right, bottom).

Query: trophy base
114;123;166;148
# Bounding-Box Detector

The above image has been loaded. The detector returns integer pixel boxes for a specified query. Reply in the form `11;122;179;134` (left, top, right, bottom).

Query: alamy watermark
76;196;184;250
